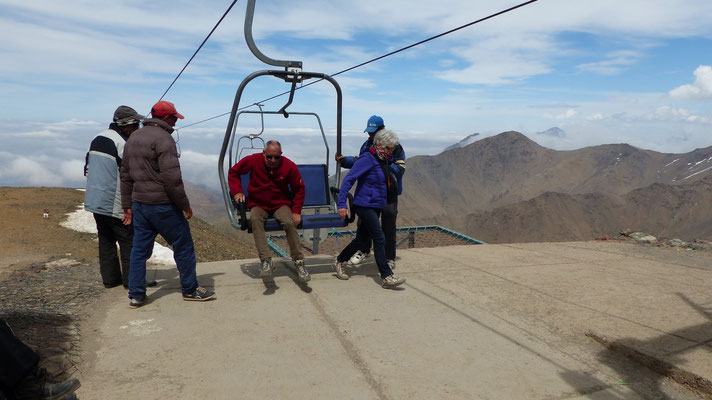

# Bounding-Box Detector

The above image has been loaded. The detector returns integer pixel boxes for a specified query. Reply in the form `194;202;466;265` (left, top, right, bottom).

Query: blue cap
364;115;384;133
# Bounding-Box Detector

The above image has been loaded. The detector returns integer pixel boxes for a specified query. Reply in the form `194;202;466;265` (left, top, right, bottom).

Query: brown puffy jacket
120;118;191;211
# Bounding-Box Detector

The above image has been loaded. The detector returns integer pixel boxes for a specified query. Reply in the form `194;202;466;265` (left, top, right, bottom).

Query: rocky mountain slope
398;131;712;240
462;175;712;243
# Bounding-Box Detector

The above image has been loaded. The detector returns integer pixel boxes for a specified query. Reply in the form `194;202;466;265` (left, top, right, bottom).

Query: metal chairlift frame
217;0;351;253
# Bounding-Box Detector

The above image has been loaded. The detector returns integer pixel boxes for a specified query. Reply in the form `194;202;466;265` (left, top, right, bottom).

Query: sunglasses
264;154;281;160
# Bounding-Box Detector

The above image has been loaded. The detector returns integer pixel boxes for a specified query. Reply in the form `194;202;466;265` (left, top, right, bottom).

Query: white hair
373;129;399;148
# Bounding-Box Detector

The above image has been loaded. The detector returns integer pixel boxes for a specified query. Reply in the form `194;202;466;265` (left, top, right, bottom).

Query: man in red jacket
228;140;309;282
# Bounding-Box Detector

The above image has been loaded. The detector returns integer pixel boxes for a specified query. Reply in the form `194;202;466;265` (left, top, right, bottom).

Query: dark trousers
93;213;133;287
338;206;394;279
0;319;39;395
358;197;398;260
129;203;198;301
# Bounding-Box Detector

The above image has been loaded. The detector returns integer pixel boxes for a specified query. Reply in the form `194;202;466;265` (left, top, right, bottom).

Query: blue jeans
337;206;393;279
128;203;198;300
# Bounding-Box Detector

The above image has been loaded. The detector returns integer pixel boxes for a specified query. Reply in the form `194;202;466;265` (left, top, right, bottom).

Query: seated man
228;140;310;282
0;318;80;400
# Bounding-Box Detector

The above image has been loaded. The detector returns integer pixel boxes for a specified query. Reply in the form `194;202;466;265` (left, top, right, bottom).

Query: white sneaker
382;274;405;288
387;259;396;270
349;250;369;266
332;259;349;280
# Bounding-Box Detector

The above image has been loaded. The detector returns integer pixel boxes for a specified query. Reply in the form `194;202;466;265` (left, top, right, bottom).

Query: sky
1;0;711;191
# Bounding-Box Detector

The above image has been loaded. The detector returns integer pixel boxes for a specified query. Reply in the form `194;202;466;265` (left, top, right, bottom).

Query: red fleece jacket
228;153;305;214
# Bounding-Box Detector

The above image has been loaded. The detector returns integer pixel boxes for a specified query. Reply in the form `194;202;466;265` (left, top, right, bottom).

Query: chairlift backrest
240;164;330;208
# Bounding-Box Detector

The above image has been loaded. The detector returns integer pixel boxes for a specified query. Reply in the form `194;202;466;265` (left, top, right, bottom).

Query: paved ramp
78;242;712;399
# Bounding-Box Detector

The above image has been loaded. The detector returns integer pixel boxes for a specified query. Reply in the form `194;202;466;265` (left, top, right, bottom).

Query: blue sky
1;0;711;190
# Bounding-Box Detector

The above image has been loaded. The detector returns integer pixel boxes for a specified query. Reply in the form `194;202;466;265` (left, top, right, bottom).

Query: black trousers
358;197;398;260
0;319;39;395
93;213;133;287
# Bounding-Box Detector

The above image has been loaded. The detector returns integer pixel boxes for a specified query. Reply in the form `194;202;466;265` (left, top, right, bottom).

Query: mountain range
397;131;712;242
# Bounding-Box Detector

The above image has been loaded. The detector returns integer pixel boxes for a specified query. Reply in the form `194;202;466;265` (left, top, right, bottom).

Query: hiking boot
129;297;145;308
387;259;396;270
15;377;81;400
348;250;369;266
259;257;275;278
382;274;405;288
183;286;215;301
294;259;310;283
332;259;349;280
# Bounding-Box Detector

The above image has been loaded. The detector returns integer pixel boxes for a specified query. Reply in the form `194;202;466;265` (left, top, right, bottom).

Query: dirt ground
0;187;257;280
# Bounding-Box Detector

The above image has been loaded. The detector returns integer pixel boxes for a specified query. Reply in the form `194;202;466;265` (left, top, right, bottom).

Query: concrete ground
78;241;712;399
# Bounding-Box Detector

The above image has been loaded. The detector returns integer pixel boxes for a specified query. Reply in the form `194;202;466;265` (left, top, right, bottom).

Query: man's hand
338;208;348;220
122;208;132;225
234;193;245;203
184;208;193;220
335;154;345;164
292;213;301;226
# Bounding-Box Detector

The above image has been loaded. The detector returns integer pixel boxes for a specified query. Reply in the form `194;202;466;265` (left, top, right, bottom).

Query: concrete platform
78;242;712;399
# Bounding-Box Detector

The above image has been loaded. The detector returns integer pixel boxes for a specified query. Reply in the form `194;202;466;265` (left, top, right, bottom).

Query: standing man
84;105;157;290
227;140;310;282
120;101;215;308
336;115;406;270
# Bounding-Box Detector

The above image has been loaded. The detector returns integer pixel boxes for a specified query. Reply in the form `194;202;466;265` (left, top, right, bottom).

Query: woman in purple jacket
334;129;406;288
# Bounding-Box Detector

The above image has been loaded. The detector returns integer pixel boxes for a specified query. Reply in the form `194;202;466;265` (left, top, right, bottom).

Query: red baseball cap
150;101;184;119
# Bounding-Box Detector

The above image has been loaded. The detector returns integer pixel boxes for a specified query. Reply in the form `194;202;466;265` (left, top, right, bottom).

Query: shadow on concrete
146;267;223;303
582;293;712;399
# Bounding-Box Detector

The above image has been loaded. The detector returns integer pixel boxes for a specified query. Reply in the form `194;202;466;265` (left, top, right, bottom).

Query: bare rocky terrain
0;186;256;384
397;131;712;242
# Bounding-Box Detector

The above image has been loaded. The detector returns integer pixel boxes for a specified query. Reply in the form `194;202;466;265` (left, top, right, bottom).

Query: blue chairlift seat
235;164;353;232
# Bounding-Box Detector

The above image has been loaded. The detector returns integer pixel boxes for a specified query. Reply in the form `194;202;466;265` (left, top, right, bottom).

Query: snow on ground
61;205;175;265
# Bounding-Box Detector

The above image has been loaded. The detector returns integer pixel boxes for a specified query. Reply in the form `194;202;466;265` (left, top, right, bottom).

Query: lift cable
178;0;539;130
157;0;241;103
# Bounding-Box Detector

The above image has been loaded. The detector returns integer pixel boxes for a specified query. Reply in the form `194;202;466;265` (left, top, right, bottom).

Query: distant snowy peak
538;127;566;138
444;133;480;151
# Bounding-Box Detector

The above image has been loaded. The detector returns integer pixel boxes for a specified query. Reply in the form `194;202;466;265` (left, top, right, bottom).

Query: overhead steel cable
157;0;240;102
178;0;539;130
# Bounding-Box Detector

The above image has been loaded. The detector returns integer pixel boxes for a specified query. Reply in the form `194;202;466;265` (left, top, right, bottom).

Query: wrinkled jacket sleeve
340;140;371;169
119;147;133;209
389;144;406;195
341;155;357;169
156;136;191;210
288;164;305;214
338;156;371;209
228;157;251;196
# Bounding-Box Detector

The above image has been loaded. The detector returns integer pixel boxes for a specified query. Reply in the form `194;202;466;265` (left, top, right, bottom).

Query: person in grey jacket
84;106;156;290
120;101;214;308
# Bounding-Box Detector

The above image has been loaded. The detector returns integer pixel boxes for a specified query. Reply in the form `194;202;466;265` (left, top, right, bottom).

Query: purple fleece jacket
338;152;386;210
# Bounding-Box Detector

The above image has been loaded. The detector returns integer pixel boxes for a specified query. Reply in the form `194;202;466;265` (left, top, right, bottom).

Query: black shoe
183;286;215;301
146;280;158;287
15;377;81;400
103;282;122;289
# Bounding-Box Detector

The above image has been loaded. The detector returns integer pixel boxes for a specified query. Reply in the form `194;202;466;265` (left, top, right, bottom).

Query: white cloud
0;153;85;187
649;105;711;123
11;130;59;138
577;50;643;75
669;65;712;100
